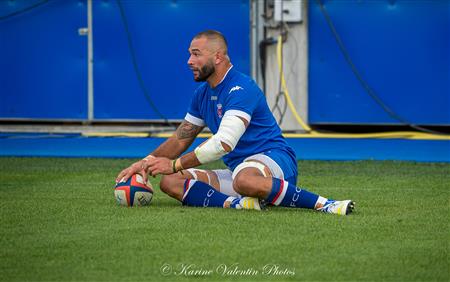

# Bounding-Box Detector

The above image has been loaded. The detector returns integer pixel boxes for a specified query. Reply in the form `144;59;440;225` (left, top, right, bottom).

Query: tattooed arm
115;120;203;183
147;120;204;159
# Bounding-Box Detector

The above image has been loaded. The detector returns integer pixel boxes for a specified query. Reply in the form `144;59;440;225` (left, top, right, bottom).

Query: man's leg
159;169;217;201
159;169;262;210
232;159;354;215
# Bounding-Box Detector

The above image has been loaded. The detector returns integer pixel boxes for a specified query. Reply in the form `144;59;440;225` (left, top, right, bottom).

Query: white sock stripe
273;180;288;206
182;179;196;201
225;196;234;202
317;196;327;207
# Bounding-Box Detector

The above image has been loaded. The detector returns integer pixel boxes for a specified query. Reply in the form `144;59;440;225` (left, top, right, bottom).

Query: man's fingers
150;168;160;176
141;170;149;185
116;170;127;184
148;163;161;177
119;171;134;184
146;158;156;166
116;160;150;184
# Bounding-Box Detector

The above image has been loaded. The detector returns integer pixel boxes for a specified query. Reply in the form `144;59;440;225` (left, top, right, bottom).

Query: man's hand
116;159;151;185
116;157;176;186
145;157;174;176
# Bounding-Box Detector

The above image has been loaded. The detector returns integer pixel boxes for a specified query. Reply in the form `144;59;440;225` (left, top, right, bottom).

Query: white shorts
187;153;285;197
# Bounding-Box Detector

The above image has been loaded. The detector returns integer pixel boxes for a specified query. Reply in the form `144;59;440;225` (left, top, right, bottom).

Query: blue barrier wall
93;0;250;120
0;0;87;119
3;0;448;126
0;0;250;121
308;0;449;125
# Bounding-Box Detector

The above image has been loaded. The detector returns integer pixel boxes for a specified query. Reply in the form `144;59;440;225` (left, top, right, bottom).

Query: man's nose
187;55;193;66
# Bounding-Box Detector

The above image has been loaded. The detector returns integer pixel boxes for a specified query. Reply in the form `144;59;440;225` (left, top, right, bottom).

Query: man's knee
160;174;184;197
233;173;252;194
160;171;197;201
159;174;173;195
233;170;265;197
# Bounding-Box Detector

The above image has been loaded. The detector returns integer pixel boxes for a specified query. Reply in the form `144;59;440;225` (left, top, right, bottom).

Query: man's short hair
193;30;228;55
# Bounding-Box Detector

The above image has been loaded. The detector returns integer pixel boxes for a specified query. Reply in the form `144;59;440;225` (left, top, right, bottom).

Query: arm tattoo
176;121;202;140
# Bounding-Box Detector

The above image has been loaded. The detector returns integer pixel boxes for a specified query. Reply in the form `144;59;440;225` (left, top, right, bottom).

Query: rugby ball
114;174;154;206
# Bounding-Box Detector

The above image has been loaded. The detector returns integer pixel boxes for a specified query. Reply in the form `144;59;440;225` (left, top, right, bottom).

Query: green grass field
0;157;448;281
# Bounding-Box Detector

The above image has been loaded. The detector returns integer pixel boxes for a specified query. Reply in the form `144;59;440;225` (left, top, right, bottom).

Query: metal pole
250;0;265;89
87;0;94;122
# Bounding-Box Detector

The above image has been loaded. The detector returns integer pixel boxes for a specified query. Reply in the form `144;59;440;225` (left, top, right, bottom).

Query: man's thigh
238;150;298;184
185;168;239;197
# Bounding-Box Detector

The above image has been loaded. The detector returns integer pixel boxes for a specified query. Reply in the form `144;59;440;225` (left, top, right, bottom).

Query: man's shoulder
226;70;261;96
229;69;253;85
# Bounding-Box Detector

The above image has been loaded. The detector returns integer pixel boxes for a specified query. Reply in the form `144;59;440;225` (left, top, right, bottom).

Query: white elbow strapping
216;115;246;150
194;135;226;164
194;115;246;164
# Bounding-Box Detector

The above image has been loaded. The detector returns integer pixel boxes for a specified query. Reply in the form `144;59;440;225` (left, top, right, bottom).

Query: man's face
187;37;216;82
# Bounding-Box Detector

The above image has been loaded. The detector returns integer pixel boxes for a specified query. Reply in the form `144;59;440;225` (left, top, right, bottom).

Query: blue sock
182;179;235;208
265;178;324;209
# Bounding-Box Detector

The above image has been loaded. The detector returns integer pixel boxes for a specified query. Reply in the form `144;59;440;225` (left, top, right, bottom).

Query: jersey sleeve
224;85;260;122
185;88;206;127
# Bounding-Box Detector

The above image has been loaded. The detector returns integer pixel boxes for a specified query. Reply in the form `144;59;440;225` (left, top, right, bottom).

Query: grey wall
263;0;309;131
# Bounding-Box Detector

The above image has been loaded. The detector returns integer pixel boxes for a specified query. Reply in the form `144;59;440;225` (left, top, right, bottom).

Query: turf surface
0;158;448;281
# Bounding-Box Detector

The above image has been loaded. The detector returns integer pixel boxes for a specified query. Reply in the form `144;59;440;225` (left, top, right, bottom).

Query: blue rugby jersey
185;66;296;171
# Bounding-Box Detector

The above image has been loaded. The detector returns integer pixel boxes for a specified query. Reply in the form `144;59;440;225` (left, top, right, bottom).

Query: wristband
172;159;177;173
176;158;185;175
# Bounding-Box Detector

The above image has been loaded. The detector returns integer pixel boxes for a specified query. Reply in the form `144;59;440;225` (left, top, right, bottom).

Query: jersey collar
215;65;233;87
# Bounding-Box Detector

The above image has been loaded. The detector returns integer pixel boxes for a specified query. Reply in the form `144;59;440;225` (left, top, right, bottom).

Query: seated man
116;30;354;215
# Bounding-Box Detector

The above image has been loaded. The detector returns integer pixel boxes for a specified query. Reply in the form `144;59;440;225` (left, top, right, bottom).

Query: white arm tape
194;115;246;164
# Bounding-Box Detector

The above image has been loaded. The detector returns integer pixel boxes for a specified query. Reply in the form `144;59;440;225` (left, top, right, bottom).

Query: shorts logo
217;103;223;118
229;85;243;94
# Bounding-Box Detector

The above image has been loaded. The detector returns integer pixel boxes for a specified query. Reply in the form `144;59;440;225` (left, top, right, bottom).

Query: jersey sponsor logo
211;96;218;101
229;85;243;94
217;104;223;118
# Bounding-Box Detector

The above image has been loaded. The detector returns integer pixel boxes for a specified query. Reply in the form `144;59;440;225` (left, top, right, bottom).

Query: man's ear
215;51;224;65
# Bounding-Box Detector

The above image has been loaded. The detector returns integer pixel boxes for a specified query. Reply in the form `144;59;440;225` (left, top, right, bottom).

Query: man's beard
194;61;215;82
